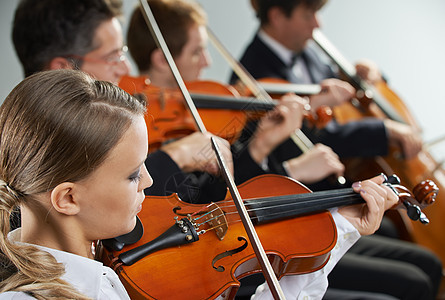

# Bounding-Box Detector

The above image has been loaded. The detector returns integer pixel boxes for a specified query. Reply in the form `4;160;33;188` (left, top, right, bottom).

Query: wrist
160;142;189;171
283;158;303;181
248;134;274;164
309;94;325;110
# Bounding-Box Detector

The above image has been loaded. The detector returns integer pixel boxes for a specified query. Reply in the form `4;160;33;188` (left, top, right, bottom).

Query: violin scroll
305;105;333;129
383;174;438;224
413;180;438;207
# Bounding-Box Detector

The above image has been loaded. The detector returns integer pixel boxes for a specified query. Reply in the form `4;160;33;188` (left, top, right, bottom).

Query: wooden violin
119;76;330;152
99;174;437;299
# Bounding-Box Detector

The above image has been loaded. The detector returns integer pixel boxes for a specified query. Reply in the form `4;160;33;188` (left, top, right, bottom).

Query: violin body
101;175;336;299
120;75;248;150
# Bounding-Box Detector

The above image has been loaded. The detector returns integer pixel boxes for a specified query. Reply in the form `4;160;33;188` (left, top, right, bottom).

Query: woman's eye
129;172;142;183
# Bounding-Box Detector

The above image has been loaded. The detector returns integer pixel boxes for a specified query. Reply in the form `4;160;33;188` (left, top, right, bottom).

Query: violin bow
207;27;346;185
211;137;286;300
138;1;286;298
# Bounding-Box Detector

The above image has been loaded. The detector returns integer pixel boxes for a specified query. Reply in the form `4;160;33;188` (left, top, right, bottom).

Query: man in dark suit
232;0;422;161
232;0;442;299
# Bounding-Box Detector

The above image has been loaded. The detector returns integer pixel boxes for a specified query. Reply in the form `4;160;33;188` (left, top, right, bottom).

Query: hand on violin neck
248;94;305;164
338;174;398;236
355;59;383;85
160;132;233;176
309;78;355;109
384;119;422;160
282;143;344;184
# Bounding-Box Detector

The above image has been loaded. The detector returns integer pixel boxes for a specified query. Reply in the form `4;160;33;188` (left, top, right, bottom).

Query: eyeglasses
65;45;128;66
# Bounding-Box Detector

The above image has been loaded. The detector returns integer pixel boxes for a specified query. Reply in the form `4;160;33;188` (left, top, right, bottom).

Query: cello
312;29;445;262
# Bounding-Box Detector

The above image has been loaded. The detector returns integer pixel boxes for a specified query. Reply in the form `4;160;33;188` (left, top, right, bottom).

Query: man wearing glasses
12;0;130;85
11;0;234;222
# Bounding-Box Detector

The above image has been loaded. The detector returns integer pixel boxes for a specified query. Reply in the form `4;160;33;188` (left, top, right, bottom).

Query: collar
8;229;129;300
258;30;298;66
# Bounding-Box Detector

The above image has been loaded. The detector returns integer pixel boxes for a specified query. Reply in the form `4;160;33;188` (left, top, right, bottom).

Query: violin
119;76;331;151
100;174;437;299
312;29;445;262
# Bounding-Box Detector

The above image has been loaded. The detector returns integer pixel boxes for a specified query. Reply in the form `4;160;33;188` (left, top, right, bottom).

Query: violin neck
191;93;276;112
246;188;363;224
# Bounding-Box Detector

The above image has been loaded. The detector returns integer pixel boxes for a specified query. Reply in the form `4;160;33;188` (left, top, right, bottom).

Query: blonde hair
0;69;146;298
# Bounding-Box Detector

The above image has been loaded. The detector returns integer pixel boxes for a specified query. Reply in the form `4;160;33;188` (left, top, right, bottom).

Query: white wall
1;0;445;158
0;0;22;102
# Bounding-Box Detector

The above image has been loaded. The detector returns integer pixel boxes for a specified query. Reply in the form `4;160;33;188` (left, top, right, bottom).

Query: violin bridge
202;202;228;240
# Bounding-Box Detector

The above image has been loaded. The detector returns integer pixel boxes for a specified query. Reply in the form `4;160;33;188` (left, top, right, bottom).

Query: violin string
195;213;224;227
244;189;355;205
197;222;227;235
206;189;357;213
192;192;361;228
223;195;349;216
212;187;354;206
191;203;218;220
195;198;338;229
243;196;358;222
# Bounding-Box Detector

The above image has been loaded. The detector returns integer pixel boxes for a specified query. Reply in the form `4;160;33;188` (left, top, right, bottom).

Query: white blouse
251;209;360;300
0;229;130;300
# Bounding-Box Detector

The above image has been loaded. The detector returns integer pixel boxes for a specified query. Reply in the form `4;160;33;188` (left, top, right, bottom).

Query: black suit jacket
231;33;389;160
144;147;270;203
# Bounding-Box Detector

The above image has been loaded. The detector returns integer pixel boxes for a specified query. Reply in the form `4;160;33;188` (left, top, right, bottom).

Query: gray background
1;0;445;158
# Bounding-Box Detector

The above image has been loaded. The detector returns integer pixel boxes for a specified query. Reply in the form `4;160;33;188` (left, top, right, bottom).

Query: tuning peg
383;174;401;185
403;200;430;224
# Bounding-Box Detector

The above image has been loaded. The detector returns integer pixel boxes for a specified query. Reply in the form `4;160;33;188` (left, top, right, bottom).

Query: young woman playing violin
0;70;151;299
125;1;442;300
0;69;399;299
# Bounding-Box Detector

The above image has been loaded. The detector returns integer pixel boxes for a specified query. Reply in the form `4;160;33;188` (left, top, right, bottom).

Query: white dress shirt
258;30;313;84
0;229;130;300
251;208;360;300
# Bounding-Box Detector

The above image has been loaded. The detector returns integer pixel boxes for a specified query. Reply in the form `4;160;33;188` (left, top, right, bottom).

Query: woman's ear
50;182;80;216
48;57;75;71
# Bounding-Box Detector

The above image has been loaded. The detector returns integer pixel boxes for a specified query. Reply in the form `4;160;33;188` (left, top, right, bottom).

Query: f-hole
212;236;248;272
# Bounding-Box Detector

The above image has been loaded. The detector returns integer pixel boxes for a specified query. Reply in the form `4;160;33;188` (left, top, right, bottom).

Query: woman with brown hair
0;69;152;299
